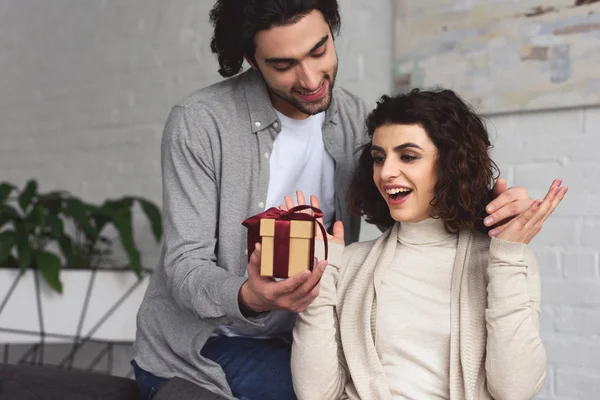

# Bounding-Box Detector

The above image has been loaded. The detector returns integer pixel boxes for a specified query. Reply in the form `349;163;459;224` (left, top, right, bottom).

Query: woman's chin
389;209;412;223
389;209;430;224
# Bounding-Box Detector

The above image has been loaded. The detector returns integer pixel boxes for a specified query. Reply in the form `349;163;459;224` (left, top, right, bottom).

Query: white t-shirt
265;110;335;228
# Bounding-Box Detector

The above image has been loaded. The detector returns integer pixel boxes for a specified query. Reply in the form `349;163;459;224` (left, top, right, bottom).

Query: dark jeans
131;360;169;400
132;336;296;400
201;336;296;400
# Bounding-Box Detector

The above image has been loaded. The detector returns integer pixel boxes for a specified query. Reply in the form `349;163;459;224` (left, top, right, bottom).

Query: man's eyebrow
307;35;329;54
264;35;329;64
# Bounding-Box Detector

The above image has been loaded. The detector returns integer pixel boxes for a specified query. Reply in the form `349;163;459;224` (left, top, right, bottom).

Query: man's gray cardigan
132;68;369;399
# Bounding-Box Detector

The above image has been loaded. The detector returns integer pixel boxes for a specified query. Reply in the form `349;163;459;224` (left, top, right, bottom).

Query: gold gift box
259;218;314;278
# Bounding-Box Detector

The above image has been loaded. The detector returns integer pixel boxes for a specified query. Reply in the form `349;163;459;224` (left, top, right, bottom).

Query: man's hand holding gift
239;192;333;315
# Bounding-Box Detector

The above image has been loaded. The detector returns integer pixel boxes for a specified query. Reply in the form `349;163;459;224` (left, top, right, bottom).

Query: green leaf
0;182;16;203
64;198;97;240
63;198;87;219
90;210;111;237
0;213;11;230
136;198;162;242
0;255;18;268
18;180;38;212
111;210;141;276
58;235;73;267
0;230;16;262
36;250;63;294
102;197;134;212
0;205;22;233
25;203;45;227
38;191;68;214
16;223;32;270
0;204;20;219
45;214;65;238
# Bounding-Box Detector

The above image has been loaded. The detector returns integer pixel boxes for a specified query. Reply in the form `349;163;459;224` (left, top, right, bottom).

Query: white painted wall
1;1;598;398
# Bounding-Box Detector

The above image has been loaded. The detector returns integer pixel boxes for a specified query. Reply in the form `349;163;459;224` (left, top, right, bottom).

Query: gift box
242;205;328;278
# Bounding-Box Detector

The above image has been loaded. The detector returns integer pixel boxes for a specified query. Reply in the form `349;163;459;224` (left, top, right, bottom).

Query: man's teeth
299;83;323;95
386;188;411;195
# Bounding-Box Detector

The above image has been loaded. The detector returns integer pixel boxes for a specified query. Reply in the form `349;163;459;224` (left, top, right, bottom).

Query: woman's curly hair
209;0;341;78
349;89;500;233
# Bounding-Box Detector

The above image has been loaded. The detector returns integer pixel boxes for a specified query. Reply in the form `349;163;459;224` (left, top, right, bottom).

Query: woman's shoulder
345;238;379;255
459;229;492;269
342;233;389;262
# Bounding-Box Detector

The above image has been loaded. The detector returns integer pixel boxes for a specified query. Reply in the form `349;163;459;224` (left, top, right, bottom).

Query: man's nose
297;64;321;91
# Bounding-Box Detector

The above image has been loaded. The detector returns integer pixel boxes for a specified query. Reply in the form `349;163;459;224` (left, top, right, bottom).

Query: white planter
0;268;151;344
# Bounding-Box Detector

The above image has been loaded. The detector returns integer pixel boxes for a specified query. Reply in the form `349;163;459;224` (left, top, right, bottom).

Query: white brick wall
488;107;600;400
1;0;598;397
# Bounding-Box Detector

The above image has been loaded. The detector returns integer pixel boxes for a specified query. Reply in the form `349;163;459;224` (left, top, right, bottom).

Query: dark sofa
0;363;140;400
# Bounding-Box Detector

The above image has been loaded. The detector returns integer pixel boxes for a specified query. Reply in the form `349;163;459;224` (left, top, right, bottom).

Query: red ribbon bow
242;205;328;278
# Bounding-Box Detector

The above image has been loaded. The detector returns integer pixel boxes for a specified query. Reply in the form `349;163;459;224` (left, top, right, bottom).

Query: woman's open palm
495;179;567;244
281;190;345;247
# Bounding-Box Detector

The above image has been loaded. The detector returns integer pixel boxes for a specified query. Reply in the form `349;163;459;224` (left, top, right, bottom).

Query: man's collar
242;68;339;133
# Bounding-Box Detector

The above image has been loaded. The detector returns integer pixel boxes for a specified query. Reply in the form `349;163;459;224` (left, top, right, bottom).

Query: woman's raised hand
494;179;567;244
281;190;345;247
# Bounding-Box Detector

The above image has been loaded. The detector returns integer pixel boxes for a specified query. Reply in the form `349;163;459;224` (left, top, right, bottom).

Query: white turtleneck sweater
376;218;457;399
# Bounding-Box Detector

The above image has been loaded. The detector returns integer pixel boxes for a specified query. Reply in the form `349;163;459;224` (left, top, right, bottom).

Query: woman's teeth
385;188;411;195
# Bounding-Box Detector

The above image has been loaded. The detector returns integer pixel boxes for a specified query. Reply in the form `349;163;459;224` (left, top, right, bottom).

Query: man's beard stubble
264;63;338;117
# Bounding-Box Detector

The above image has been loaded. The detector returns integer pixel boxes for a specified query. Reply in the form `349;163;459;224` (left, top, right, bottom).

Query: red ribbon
242;205;328;277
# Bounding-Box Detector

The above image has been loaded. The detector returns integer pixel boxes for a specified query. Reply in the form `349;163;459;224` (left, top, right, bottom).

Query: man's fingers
290;260;327;301
488;223;506;238
309;282;320;299
277;269;311;295
484;198;530;227
492;177;508;196
247;243;262;278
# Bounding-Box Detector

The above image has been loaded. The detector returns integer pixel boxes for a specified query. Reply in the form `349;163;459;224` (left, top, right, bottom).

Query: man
132;1;533;399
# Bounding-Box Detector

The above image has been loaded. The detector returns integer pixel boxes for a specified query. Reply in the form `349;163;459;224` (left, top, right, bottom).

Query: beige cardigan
291;223;546;400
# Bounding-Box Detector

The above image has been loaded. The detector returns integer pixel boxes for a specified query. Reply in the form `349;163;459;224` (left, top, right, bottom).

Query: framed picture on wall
393;0;600;114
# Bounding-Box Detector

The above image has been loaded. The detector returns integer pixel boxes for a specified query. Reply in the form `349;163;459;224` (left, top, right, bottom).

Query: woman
286;89;567;400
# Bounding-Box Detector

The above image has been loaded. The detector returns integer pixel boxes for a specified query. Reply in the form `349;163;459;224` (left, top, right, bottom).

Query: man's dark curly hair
349;88;500;233
209;0;341;78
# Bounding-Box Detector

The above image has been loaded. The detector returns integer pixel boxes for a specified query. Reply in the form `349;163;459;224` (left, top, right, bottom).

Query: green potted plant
0;179;162;344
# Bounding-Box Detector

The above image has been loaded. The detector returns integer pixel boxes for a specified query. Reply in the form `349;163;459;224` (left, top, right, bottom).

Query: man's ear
244;55;257;70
